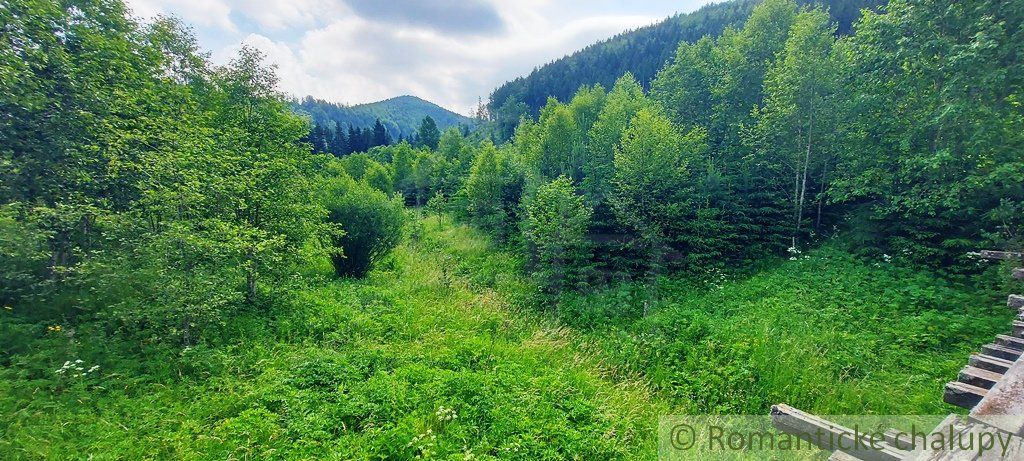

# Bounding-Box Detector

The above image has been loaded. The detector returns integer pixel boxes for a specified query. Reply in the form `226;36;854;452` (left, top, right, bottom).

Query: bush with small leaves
322;174;406;278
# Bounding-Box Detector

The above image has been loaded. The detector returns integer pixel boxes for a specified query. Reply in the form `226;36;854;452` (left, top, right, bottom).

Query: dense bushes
322;174;407;278
0;0;411;347
522;176;593;295
432;0;1023;295
560;246;1013;414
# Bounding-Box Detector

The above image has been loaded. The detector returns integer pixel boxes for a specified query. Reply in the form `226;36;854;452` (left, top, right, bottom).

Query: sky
124;0;718;115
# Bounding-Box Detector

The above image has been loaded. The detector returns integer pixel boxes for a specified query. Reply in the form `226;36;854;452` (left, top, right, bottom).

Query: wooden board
771;404;907;461
971;355;1024;436
980;343;1022;361
958;365;1003;389
906;414;1024;460
995;334;1024;349
830;451;863;461
978;250;1024;261
969;354;1015;374
944;381;987;409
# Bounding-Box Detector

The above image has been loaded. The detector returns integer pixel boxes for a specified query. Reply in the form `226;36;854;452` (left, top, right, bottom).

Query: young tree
747;8;838;248
347;126;363;153
372;118;391;147
522;176;593;296
710;0;797;152
330;120;348;155
205;46;322;303
412;152;440;206
437;127;474;192
463;141;523;240
650;36;716;130
416;116;441;150
610;108;691;300
538;100;582;181
493;97;529;142
583;74;650;204
390;142;417;200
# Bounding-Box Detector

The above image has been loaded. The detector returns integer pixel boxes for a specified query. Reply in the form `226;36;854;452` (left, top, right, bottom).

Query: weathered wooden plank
995;334;1024;349
980;343;1023;361
884;428;915;451
1009;294;1024;309
1013;268;1024;280
944;381;988;409
1012;321;1024;338
971;354;1024;436
978;250;1024;261
830;451;865;461
906;414;1024;460
958;365;1003;389
771;404;906;461
969;354;1015;374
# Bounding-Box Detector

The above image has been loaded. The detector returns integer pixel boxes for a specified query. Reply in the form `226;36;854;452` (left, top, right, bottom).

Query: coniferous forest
1;0;1022;459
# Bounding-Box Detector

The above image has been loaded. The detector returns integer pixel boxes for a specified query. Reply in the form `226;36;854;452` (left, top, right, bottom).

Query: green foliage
537;99;582;181
0;218;662;459
1;0;1022;458
746;7;840;247
416;116;441;150
0;205;50;309
829;0;1024;265
0;1;325;345
582;74;650;204
488;0;885;122
559;246;1012;415
336;154;395;194
463;141;524;242
321;175;406;278
522;176;593;296
294;95;474;141
610;108;695;284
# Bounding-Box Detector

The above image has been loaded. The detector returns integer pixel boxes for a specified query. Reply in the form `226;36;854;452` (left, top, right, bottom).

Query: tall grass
0;216;1010;459
559;247;1013;415
0;216;665;459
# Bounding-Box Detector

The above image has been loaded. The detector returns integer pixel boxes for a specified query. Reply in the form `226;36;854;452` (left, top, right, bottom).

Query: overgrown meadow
1;0;1022;459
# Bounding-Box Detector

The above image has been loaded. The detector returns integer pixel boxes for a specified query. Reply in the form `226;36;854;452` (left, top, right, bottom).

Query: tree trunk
796;110;814;245
816;157;829;231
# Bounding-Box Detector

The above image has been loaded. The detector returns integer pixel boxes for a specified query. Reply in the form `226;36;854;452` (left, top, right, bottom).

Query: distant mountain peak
293;95;474;139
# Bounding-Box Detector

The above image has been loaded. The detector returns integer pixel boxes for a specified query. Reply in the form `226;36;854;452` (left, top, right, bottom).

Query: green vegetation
487;0;886;134
297;95;477;154
1;0;1022;458
0;218;665;459
2;218;1013;458
560;247;1014;415
321;172;406;278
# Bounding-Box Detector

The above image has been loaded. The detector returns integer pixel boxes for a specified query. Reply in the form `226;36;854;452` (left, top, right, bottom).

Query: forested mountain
293;95;475;140
488;0;885;133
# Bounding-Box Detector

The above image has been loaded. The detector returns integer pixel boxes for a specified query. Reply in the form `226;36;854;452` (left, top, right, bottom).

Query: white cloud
126;0;699;114
126;0;236;32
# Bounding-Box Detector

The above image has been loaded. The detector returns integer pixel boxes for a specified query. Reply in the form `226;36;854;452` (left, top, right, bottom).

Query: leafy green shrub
322;175;406;278
522;176;593;295
0;205;50;308
335;154;394;194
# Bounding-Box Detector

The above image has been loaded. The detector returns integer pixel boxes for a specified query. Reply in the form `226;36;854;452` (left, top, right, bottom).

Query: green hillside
294;95;475;140
488;0;885;123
